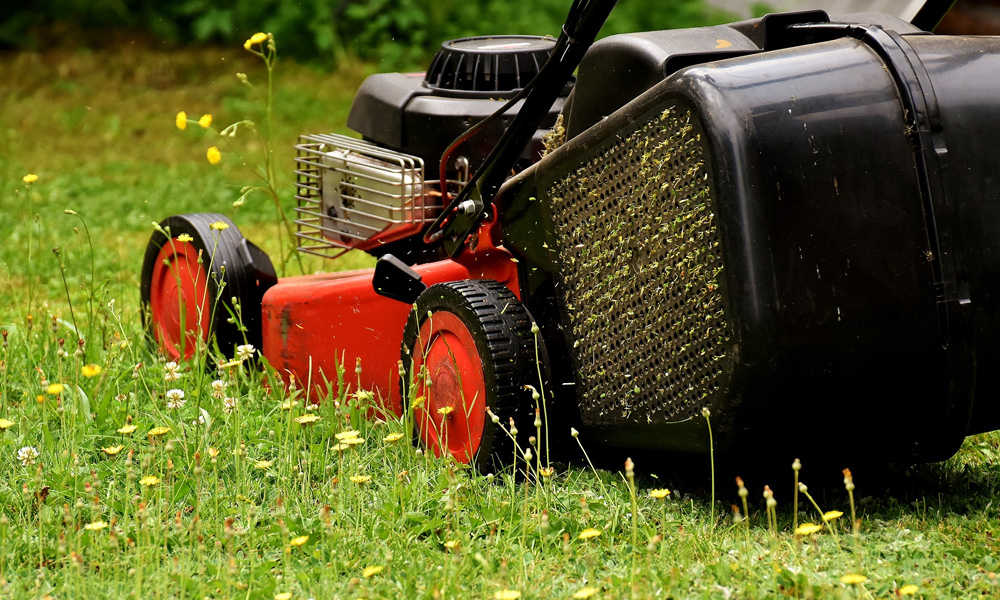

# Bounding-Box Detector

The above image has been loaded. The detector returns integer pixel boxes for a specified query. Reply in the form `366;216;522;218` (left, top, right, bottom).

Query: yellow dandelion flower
36;395;45;404
280;400;298;410
244;32;270;50
148;426;170;437
899;584;919;596
22;173;39;183
332;443;348;452
794;523;823;536
274;593;292;600
0;418;15;430
342;437;365;446
539;466;555;478
175;111;187;130
84;520;108;531
350;475;371;484
443;540;460;549
822;510;844;522
118;424;137;435
335;429;360;440
198;114;212;128
102;445;124;456
578;528;601;540
494;590;521;600
383;432;405;443
207;447;220;458
362;565;384;578
437;406;454;416
176;233;194;243
81;364;102;377
840;574;868;585
573;587;599;599
206;146;222;165
139;476;159;487
293;415;321;425
254;460;272;470
45;383;64;395
289;535;309;547
649;488;671;499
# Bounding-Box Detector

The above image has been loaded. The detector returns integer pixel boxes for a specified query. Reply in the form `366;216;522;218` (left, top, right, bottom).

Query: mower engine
142;1;1000;469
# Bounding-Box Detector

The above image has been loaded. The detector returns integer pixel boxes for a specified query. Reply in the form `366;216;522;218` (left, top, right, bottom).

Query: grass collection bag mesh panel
546;105;730;423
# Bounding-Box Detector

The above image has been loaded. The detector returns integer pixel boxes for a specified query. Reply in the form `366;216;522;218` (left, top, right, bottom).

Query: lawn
0;37;999;600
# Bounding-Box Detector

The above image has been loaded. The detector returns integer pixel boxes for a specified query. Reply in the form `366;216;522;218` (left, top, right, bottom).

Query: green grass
0;40;999;600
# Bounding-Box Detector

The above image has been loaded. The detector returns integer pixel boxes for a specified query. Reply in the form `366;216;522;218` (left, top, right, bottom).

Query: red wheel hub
149;239;211;361
411;312;487;463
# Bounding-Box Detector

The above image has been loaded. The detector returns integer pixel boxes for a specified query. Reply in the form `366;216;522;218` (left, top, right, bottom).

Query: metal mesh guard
547;105;729;423
294;133;433;257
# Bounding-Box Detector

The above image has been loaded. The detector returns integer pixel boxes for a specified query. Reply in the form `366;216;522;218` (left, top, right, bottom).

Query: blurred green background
1;0;738;68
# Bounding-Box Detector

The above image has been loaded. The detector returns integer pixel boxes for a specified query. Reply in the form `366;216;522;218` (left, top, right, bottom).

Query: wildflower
840;574;868;585
341;437;365;446
114;394;127;402
244;32;270;50
822;510;844;522
280;400;298;410
84;520;108;531
45;383;64;395
22;173;39;183
332;443;348;452
176;233;193;243
293;415;321;426
350;475;371;484
649;488;671;499
165;389;186;409
794;523;822;536
198;114;212;128
336;430;360;440
148;426;171;438
207;447;220;458
139;476;159;487
899;584;919;595
540;466;555;479
17;446;39;467
573;588;599;599
289;535;309;547
843;467;855;492
578;528;601;540
383;432;404;443
118;424;138;435
163;361;181;382
254;460;272;470
570;427;579;438
223;397;238;414
443;540;459;549
175;111;187;130
437;406;454;416
81;364;102;377
494;590;521;600
274;594;292;600
211;379;227;399
235;343;254;360
207;146;222;165
0;418;14;430
102;445;124;456
362;565;384;578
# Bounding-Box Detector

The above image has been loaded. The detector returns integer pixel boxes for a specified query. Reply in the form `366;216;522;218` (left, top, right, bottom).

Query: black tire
140;213;277;363
401;279;535;472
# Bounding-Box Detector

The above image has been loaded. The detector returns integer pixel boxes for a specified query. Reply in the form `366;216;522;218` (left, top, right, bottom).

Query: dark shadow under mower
142;0;1000;472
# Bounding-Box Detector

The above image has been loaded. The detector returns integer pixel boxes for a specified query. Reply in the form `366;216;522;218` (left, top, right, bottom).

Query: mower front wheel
401;280;535;472
140;213;276;363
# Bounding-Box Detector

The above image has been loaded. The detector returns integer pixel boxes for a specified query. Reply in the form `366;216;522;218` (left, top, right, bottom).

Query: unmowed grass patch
0;37;999;600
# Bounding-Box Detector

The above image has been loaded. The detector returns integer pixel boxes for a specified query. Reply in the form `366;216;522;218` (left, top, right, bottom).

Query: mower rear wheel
140;213;276;363
401;280;534;471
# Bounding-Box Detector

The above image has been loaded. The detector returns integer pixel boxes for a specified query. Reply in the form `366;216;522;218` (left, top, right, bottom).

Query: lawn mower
141;0;1000;470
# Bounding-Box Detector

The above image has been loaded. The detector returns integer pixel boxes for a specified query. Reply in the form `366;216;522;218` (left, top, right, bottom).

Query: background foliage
1;0;737;67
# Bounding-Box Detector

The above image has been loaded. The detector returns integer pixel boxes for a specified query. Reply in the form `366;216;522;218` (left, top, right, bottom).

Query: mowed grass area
1;40;1000;599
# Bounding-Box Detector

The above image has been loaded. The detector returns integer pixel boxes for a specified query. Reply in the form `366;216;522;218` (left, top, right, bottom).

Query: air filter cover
424;36;555;97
